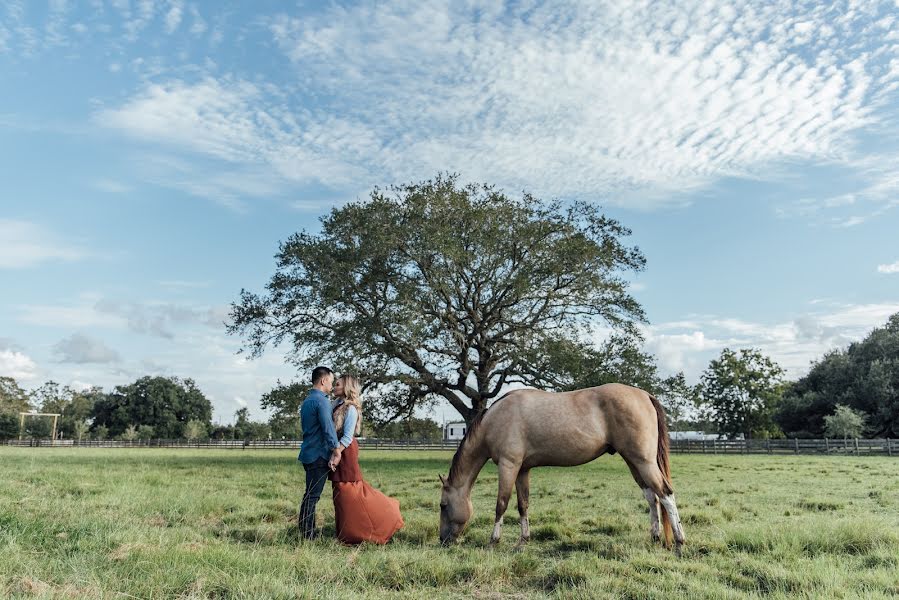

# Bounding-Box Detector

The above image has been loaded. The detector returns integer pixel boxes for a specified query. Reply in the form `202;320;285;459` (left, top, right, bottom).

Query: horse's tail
649;394;674;547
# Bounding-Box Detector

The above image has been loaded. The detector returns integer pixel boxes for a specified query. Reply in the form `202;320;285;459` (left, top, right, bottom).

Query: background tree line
2;311;896;441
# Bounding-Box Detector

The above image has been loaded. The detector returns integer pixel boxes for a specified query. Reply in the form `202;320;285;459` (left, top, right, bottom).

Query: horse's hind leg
622;457;661;543
658;493;686;555
490;461;518;545
631;459;686;555
515;468;530;547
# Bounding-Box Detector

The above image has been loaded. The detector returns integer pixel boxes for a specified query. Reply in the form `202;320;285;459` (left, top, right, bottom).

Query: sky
1;0;897;426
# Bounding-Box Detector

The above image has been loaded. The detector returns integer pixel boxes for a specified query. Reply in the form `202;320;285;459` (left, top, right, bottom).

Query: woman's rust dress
328;437;404;544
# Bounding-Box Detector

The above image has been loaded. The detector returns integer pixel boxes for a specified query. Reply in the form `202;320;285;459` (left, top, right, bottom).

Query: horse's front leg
490;462;518;546
515;468;531;548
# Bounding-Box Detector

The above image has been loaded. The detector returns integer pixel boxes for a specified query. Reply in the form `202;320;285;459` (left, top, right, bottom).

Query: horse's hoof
674;542;683;558
488;538;500;548
513;539;529;552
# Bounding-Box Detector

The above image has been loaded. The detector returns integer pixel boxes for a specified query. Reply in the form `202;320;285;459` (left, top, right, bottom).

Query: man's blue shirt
298;389;340;464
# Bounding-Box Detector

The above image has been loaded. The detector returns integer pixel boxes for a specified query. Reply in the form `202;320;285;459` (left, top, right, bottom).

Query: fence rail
2;437;896;455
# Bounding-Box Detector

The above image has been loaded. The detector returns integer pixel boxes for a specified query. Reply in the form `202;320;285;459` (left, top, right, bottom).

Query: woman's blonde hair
334;374;363;436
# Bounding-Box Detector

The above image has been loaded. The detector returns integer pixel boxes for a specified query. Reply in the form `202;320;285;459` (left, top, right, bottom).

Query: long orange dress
329;438;404;544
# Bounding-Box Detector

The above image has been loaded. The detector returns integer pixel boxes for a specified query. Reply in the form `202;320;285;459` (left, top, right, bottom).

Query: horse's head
438;474;472;545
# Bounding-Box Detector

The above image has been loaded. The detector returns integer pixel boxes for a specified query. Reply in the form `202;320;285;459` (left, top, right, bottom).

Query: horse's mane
447;407;490;485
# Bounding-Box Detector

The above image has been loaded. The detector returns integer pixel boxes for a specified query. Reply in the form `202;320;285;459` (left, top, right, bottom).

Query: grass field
1;448;897;599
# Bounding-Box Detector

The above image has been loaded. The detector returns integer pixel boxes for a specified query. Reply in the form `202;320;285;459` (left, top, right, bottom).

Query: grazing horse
438;383;686;554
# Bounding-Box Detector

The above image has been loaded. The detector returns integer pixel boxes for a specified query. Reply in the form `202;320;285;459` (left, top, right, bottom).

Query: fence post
854;438;859;456
824;437;829;452
794;438;799;454
888;438;892;457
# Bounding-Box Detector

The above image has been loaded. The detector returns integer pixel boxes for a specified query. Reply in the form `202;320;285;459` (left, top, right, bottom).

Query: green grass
1;449;897;599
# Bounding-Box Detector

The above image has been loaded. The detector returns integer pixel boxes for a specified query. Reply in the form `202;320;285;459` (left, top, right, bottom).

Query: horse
438;383;686;555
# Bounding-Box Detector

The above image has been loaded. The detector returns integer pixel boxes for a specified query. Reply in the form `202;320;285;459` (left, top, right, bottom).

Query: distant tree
120;424;139;441
699;348;785;439
554;333;662;393
73;420;90;442
0;413;19;440
0;376;32;413
137;425;155;440
776;313;899;437
824;404;866;439
33;381;102;439
229;174;646;425
261;381;306;438
91;376;212;438
184;420;208;441
93;425;109;441
210;423;235;440
657;372;699;429
371;417;442;440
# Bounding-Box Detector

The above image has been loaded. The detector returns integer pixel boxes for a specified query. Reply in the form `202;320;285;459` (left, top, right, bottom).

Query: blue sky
1;1;897;425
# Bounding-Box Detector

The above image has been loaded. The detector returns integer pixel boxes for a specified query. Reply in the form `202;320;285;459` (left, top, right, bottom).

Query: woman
329;374;404;544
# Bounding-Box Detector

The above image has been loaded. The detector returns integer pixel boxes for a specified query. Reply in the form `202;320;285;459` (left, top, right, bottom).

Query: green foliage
658;372;700;427
91;376;212;438
260;381;307;437
0;412;19;441
229;174;646;424
824;404;866;439
32;381;103;439
183;420;208;441
0;376;31;414
699;348;785;439
777;313;899;437
0;377;32;439
120;425;138;441
555;333;663;394
370;417;442;440
73;420;90;442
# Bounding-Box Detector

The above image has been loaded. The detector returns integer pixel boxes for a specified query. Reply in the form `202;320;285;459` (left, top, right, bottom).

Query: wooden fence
2;437;896;455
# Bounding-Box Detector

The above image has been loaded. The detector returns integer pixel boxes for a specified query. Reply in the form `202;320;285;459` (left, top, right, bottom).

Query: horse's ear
438;473;446;486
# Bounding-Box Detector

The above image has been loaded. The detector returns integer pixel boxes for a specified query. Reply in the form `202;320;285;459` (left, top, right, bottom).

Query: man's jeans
299;457;330;539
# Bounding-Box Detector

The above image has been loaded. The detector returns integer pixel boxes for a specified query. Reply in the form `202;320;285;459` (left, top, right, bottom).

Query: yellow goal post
18;412;61;441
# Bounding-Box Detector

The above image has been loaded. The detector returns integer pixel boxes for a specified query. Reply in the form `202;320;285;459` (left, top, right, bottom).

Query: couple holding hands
298;366;404;544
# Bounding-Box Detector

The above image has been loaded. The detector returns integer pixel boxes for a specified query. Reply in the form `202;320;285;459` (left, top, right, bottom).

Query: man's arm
316;396;342;469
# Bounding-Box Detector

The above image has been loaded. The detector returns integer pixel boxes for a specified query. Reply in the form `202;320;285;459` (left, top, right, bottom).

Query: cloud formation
644;302;899;381
90;1;899;208
53;333;121;364
0;349;37;380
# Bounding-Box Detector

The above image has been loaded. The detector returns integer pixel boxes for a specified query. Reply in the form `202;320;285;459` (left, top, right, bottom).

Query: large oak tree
229;175;646;424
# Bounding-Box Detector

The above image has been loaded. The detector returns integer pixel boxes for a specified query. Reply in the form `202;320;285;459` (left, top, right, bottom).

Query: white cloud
164;0;183;34
90;1;899;208
877;260;899;274
0;219;89;269
0;349;38;380
188;5;206;36
645;302;899;382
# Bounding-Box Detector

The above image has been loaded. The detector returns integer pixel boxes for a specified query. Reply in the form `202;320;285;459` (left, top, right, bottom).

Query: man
298;366;342;539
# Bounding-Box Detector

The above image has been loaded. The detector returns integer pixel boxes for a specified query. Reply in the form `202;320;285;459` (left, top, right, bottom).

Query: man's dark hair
311;366;333;385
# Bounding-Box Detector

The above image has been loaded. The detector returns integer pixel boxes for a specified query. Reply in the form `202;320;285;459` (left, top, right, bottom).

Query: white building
669;430;719;441
444;422;467;441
